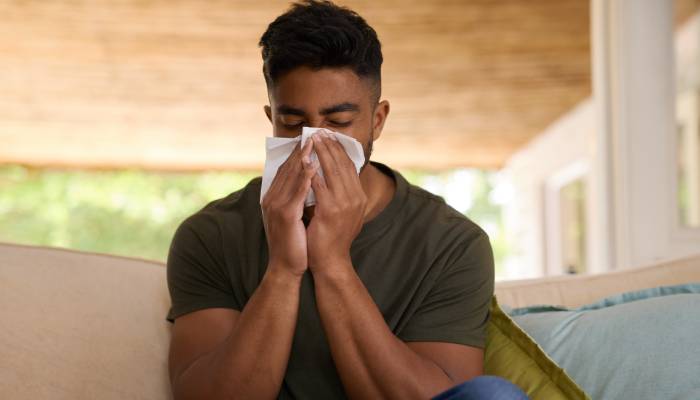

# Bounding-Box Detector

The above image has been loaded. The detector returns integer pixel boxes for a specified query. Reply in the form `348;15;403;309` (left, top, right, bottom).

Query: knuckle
264;204;278;217
265;202;285;216
279;208;295;221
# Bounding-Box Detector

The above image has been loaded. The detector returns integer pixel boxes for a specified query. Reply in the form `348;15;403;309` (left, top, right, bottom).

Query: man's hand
261;138;319;277
307;131;367;274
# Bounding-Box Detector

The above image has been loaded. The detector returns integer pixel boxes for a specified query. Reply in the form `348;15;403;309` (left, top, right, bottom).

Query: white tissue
260;127;365;207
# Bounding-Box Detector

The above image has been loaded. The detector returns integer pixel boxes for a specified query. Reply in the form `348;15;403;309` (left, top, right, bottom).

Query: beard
359;130;374;173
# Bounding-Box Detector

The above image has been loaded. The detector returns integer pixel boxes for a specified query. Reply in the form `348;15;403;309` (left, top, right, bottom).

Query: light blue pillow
508;283;700;400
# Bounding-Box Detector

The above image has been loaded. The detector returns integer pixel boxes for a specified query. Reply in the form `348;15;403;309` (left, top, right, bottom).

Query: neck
359;161;395;222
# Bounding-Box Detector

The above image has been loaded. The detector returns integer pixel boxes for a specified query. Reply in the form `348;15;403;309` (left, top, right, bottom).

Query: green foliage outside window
0;164;507;275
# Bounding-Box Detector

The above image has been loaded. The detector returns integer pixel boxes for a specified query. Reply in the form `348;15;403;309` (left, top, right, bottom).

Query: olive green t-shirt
166;161;494;399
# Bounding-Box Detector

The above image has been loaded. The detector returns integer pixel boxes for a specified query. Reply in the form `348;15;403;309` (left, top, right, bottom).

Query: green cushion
484;296;590;400
510;283;700;400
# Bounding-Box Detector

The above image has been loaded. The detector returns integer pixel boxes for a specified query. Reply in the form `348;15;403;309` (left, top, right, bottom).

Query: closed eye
329;120;352;127
282;121;304;129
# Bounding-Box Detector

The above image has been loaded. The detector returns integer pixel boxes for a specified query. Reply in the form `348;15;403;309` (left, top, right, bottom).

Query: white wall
500;2;700;279
500;100;598;279
600;0;700;269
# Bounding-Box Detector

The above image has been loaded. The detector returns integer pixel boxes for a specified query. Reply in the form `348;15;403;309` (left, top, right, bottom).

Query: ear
264;105;272;124
371;100;390;141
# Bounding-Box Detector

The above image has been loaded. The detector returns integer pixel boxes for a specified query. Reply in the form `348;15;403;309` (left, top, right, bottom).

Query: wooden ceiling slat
0;0;590;170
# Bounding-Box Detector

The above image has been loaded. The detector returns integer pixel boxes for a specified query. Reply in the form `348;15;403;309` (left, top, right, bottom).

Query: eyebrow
320;102;359;115
276;105;305;116
276;102;360;116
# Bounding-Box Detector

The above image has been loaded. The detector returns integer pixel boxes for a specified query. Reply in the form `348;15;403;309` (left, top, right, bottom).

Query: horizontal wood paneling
0;0;590;170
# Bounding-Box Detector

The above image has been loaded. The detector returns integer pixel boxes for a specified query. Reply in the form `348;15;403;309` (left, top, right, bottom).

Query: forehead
269;66;372;110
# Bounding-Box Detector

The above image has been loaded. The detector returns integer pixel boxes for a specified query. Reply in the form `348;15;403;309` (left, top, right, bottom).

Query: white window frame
543;160;591;276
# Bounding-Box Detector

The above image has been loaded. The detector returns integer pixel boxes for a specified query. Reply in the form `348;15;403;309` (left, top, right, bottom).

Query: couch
2;241;699;399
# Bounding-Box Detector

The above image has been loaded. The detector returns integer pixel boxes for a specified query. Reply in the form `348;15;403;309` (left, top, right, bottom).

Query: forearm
174;265;302;400
313;261;454;400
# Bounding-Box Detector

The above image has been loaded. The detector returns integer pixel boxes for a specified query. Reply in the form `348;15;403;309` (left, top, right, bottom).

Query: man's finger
280;140;305;173
324;135;359;191
300;137;314;162
310;168;328;204
276;139;311;197
290;157;320;206
311;133;343;192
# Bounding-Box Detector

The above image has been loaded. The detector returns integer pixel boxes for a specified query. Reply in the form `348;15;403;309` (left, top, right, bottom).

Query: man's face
264;66;388;169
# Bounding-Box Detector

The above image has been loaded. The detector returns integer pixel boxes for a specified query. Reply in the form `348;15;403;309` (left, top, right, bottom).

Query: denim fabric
432;376;529;400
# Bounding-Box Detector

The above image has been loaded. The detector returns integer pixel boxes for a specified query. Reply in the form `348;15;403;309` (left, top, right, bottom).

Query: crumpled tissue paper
260;127;365;207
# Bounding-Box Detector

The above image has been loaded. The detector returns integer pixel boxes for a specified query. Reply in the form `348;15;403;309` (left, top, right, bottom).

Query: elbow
172;377;280;400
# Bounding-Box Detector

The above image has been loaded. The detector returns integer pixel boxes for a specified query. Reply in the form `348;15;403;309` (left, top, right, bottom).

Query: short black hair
259;0;383;103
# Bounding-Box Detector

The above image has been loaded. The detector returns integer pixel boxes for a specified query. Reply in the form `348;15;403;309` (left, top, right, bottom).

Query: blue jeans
432;376;529;400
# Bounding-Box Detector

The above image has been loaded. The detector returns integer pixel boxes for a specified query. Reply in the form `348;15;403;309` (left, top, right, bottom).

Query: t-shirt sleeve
165;212;241;323
397;229;495;348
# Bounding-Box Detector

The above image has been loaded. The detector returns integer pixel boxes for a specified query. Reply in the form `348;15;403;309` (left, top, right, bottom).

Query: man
165;1;527;399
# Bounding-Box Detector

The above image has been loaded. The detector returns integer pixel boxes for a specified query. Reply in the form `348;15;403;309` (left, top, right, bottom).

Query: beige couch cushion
495;254;700;308
2;240;699;399
0;242;172;400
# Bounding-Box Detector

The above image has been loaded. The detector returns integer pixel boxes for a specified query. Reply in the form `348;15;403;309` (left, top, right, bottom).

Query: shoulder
199;176;263;217
165;180;263;321
173;176;263;245
390;173;493;278
403;178;489;245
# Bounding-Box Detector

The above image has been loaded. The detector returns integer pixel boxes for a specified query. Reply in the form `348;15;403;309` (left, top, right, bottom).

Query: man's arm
168;140;319;400
169;265;302;400
307;132;486;399
313;263;483;400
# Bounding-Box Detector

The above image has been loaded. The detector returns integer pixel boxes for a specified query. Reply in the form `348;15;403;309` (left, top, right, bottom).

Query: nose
305;117;341;131
305;118;323;129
